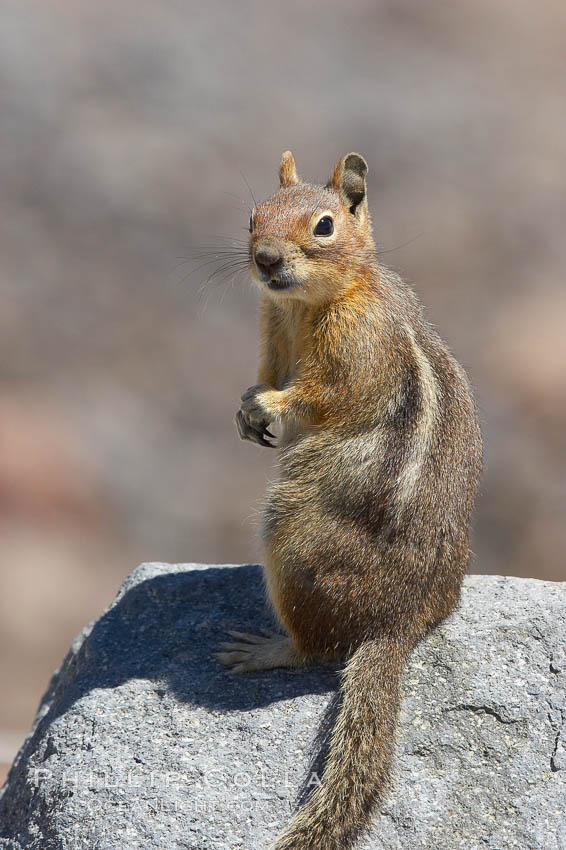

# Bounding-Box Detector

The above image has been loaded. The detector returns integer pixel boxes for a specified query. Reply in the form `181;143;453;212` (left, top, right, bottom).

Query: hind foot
214;630;305;673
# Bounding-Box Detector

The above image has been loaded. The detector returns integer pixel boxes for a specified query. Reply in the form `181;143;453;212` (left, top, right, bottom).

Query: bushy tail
272;636;407;850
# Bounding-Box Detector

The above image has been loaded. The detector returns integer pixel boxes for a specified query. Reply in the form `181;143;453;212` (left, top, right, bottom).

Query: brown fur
216;151;482;850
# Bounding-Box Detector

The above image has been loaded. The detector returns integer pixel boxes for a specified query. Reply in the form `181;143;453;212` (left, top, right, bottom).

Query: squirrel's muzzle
254;241;282;277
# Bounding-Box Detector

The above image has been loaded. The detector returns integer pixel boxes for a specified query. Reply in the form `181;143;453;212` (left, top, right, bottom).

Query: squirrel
215;151;482;850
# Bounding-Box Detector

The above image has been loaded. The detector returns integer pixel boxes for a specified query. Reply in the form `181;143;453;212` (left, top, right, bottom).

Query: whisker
197;260;249;291
239;169;257;207
174;249;248;271
178;242;249;258
183;234;249;248
180;242;249;253
197;265;248;315
177;257;241;280
177;257;248;289
197;262;249;300
205;260;249;282
376;233;424;256
201;234;249;243
182;243;248;253
223;191;249;205
176;251;248;265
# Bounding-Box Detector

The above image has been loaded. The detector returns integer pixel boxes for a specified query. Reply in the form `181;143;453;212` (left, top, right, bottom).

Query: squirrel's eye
314;216;334;237
249;213;254;233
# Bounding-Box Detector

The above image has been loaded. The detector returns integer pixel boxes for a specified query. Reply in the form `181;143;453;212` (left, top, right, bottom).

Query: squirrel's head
249;151;375;303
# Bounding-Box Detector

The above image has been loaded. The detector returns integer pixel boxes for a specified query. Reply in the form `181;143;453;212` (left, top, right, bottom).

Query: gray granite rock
0;563;564;850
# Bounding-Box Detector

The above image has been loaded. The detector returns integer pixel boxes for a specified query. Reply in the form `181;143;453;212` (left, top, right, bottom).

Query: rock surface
0;563;564;850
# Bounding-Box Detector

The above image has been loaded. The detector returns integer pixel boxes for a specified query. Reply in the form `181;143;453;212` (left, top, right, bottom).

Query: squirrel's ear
328;153;369;223
280;151;300;187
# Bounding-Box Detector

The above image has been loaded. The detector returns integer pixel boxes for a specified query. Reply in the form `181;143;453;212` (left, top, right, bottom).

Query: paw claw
228;630;272;644
235;410;275;449
227;630;254;642
240;383;270;403
215;630;297;673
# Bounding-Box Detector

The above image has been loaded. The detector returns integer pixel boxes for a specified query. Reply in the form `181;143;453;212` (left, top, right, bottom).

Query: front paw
240;383;273;426
235;384;276;448
235;409;275;448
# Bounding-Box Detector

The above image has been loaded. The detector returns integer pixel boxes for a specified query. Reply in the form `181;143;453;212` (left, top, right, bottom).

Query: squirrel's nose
254;244;282;275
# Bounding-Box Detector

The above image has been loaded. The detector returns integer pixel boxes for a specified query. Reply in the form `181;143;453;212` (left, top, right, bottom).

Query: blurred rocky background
1;0;565;780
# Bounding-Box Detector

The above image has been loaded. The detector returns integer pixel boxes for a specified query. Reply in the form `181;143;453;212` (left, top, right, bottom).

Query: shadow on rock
37;565;338;732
